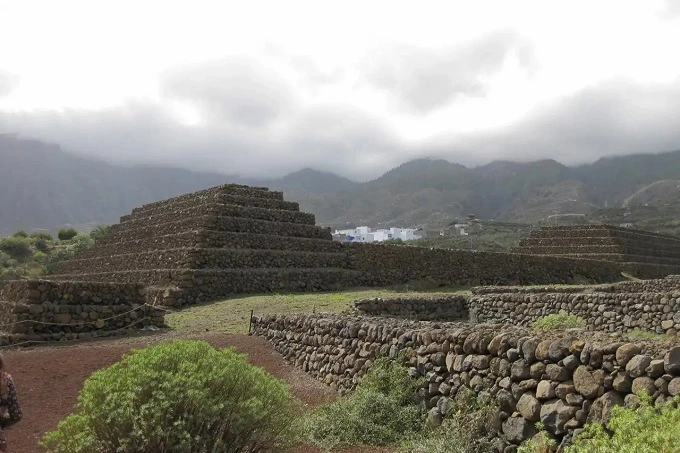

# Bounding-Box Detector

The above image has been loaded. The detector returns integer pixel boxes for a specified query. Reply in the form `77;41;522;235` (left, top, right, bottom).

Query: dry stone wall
253;313;680;451
50;183;673;308
0;279;166;345
354;276;680;335
354;296;468;321
469;292;680;335
346;243;624;287
518;225;680;277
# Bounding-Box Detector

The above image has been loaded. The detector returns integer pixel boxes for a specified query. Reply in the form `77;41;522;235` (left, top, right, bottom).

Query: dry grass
166;287;470;334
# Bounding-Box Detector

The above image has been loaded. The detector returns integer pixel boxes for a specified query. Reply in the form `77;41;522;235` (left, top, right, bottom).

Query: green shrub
89;225;111;241
532;313;586;331
57;228;78;241
41;340;299;453
32;237;50;252
0;237;33;260
398;391;497;453
71;234;94;252
42;247;77;274
30;231;53;241
12;230;28;238
565;394;680;453
304;356;423;450
518;426;555;453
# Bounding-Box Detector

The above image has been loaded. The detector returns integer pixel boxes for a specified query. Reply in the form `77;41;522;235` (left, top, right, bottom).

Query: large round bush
42;340;299;452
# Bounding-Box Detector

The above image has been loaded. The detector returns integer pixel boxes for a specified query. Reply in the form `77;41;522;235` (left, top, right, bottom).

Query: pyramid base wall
0;280;166;345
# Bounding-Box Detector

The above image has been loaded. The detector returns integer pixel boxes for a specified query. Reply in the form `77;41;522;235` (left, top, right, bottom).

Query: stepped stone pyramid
516;224;680;276
50;184;360;306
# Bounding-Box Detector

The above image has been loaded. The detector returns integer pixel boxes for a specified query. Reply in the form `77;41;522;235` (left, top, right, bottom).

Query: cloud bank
2;1;680;181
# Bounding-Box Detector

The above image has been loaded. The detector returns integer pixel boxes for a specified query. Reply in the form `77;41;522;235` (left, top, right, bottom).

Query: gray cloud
1;70;680;182
662;0;680;18
362;29;535;113
160;57;298;128
0;99;398;181
427;77;680;166
0;71;17;97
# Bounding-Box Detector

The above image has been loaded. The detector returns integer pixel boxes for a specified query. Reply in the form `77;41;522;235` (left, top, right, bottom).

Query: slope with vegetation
0;225;108;280
4;134;680;235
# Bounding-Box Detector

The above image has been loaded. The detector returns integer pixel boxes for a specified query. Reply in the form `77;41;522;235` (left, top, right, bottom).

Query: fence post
248;310;254;334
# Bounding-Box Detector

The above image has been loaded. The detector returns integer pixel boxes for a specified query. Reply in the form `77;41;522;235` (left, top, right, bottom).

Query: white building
332;226;422;243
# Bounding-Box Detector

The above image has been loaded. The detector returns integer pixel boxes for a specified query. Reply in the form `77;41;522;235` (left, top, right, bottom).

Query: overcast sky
1;0;680;180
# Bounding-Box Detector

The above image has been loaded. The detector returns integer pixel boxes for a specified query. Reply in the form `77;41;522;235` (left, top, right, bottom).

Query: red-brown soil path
2;333;390;453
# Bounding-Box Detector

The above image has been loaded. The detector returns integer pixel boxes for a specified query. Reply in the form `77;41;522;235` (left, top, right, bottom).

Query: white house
332;226;422;243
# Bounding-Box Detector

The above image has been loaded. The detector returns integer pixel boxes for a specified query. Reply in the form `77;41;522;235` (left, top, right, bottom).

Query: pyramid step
96;216;213;245
131;184;282;216
53;247;352;274
520;236;680;251
122;193;300;222
528;227;680;244
518;244;680;259
553;253;680;265
72;231;345;260
48;268;362;305
214;215;331;239
120;203;316;227
99;215;330;245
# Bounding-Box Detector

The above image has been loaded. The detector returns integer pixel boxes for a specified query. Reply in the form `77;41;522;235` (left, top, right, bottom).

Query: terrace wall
253;313;680;450
0;279;165;345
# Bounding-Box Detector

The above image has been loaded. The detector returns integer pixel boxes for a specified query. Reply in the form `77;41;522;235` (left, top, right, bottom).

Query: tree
88;225;111;242
41;340;299;453
57;228;78;241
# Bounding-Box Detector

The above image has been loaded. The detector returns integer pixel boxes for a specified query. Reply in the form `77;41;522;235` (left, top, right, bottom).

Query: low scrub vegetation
532;313;586;331
564;393;680;453
304;355;423;449
0;226;107;280
41;340;299;453
398;388;498;453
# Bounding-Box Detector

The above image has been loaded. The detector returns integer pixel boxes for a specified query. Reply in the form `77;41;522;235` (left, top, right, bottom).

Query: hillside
3;134;680;235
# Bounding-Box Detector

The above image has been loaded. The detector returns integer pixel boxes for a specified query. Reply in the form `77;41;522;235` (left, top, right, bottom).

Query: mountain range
2;134;680;236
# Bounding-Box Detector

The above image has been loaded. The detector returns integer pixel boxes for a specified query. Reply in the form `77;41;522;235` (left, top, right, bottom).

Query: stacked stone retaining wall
354;296;468;321
346;243;625;287
518;225;680;275
253;313;680;451
0;279;166;345
354;276;680;335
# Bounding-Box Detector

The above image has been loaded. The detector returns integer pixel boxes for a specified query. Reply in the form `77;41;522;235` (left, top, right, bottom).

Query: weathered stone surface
587;391;624;424
503;416;537;444
517;393;541;422
626;355;652;378
612;372;632;393
536;380;556;400
573;366;605;399
631;377;656;396
540;399;578;435
615;343;641;367
665;347;680;375
668;377;680;396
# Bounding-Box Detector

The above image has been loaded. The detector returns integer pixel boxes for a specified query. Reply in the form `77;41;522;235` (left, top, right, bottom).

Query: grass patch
625;329;667;341
165;287;470;334
532;313;586;331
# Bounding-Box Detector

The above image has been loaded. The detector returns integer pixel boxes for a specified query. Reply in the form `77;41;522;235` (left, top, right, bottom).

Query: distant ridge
2;133;680;235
